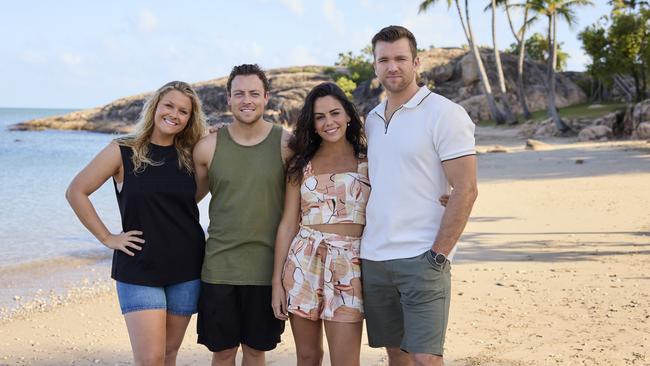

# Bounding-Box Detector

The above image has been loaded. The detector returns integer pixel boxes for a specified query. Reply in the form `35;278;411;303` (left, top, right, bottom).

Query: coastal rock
635;122;650;139
591;112;620;128
525;139;551;151
352;78;384;118
577;125;613;141
12;48;588;133
459;95;491;121
460;53;480;86
12;67;329;133
487;145;510;153
632;99;650;131
432;63;454;84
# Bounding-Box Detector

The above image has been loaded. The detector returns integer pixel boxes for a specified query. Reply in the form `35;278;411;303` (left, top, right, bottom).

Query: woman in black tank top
66;81;207;365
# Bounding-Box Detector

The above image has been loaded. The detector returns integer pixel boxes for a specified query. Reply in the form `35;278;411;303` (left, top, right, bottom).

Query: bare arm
271;179;301;320
65;142;144;256
432;155;478;256
193;133;217;203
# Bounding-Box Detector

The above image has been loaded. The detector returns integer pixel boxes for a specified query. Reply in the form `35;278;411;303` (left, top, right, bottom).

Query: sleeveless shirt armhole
114;144;131;195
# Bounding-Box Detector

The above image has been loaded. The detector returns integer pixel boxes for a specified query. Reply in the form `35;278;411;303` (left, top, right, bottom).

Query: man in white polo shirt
361;25;478;366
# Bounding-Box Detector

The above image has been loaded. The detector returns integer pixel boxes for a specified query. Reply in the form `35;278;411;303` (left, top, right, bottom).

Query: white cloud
402;12;464;49
322;0;345;34
287;46;319;65
251;42;265;58
138;9;158;32
280;0;304;15
60;53;82;65
358;0;372;10
20;50;47;65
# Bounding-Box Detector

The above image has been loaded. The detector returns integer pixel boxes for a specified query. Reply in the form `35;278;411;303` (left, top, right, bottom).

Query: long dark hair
286;82;367;184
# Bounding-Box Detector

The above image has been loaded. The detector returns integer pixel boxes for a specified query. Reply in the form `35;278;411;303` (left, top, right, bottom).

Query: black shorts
197;282;285;352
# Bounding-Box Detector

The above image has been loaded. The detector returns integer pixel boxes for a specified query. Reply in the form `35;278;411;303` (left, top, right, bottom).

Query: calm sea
0;108;209;317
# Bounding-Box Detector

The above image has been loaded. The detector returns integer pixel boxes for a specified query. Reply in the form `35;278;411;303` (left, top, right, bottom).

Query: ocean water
0;108;209;318
0;108;120;266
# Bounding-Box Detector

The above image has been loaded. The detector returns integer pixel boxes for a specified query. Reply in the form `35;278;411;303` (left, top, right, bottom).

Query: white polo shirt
361;86;475;261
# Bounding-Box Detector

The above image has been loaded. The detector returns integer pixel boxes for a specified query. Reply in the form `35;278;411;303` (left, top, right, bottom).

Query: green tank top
202;123;285;285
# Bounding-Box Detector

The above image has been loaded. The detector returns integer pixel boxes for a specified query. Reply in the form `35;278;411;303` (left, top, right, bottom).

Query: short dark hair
226;64;270;94
371;25;418;60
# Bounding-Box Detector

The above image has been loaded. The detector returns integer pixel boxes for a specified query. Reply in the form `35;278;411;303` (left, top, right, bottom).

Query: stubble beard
382;73;416;95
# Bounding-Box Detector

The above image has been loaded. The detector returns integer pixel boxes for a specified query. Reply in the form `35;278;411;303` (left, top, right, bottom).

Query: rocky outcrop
519;98;650;140
12;67;330;133
12;48;588;132
577;125;613;141
634;122;650;139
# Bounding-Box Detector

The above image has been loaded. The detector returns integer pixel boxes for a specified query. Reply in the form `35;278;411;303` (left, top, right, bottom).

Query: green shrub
335;76;357;99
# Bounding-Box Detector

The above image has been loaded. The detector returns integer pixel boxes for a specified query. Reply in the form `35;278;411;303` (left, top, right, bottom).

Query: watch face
435;253;446;265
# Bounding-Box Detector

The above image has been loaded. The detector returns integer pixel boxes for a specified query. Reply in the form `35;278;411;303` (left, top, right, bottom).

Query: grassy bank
480;102;627;126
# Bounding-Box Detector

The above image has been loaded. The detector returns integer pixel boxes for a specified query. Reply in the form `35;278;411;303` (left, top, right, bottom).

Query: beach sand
1;132;648;365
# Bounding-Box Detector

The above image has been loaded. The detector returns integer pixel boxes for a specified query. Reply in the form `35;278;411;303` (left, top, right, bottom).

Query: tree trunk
462;0;504;124
632;67;641;102
491;0;517;124
516;8;532;119
547;14;569;133
641;62;647;100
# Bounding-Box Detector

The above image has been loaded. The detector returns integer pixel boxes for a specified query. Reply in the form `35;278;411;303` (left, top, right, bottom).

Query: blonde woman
66;81;207;366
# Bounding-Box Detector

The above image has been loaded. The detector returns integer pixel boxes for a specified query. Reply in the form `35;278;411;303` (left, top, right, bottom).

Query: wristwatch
430;250;447;265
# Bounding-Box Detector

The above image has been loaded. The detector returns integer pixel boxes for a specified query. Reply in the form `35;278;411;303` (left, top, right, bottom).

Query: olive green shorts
361;251;451;355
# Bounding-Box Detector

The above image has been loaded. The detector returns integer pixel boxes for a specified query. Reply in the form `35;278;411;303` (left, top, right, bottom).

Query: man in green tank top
193;64;292;365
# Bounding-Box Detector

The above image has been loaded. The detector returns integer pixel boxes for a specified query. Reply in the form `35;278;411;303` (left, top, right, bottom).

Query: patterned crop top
300;159;371;225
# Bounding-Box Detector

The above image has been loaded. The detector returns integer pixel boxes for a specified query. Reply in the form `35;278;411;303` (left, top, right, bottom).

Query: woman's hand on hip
101;230;145;256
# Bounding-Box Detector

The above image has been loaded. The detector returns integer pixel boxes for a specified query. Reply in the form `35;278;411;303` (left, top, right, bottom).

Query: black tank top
112;143;205;286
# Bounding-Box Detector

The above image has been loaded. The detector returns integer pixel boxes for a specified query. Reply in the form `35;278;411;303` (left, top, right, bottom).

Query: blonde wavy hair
116;81;206;173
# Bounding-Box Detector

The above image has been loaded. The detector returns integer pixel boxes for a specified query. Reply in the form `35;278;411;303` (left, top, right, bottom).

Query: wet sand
1;133;649;365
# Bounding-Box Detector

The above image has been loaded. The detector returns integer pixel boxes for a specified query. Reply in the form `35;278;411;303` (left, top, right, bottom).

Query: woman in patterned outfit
272;82;369;366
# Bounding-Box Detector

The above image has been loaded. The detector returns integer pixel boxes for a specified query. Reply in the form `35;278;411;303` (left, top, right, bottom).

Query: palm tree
609;0;649;13
493;0;536;119
529;0;594;134
419;0;506;124
486;0;518;124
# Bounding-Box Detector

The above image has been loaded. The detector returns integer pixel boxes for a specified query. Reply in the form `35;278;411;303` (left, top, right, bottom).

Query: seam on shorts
437;272;451;354
167;309;196;317
121;305;167;315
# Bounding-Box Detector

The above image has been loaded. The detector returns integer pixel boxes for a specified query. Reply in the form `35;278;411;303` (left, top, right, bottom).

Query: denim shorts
116;279;201;316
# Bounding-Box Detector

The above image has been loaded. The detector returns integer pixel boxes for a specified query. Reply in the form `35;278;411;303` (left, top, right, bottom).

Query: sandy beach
1;130;648;366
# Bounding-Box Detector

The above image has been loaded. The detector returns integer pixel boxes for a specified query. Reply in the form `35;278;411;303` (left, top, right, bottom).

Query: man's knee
241;344;264;358
386;347;412;366
413;353;442;366
212;347;238;362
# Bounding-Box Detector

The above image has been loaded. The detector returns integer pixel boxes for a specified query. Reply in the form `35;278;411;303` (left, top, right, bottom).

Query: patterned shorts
282;226;364;323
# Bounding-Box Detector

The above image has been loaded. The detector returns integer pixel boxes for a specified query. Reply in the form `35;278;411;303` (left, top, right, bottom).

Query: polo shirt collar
403;86;432;109
370;86;432;116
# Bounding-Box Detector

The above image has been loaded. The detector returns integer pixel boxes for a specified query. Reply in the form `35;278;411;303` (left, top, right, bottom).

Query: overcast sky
1;0;610;108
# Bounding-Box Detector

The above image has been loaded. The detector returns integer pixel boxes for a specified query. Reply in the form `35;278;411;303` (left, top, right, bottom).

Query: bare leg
211;346;238;366
386;347;413;366
323;320;362;366
124;309;167;366
412;353;443;366
163;314;192;366
290;315;324;366
241;343;265;366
